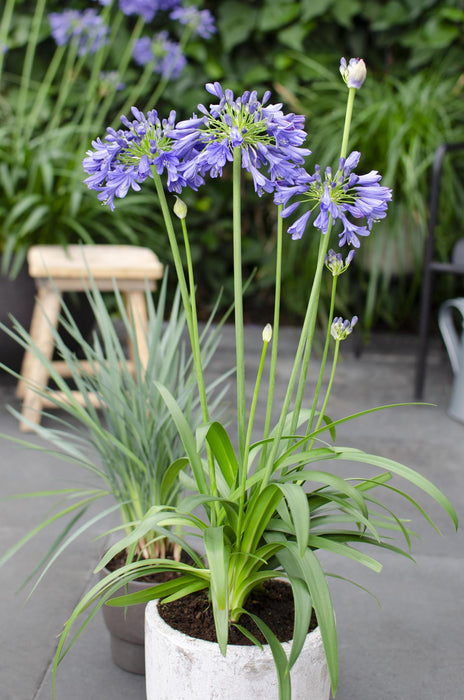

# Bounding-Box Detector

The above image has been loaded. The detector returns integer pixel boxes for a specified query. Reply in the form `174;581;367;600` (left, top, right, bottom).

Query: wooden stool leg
124;291;149;370
18;285;61;431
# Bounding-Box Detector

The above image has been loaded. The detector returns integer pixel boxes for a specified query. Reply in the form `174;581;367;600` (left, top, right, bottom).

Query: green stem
302;275;338;453
340;87;356;160
146;25;193;109
232;147;246;463
15;0;46;138
312;338;341;437
152;172;218;523
151;171;207;414
95;14;145;131
261;206;283;454
236;336;270;539
23;45;66;142
0;0;15;83
288;221;332;438
76;4;121;152
180;217;209;426
48;42;81;133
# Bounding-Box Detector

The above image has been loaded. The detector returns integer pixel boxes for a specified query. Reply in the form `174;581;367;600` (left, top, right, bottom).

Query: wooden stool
17;245;164;431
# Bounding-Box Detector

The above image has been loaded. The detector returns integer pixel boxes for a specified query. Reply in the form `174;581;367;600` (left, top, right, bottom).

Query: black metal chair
414;142;464;399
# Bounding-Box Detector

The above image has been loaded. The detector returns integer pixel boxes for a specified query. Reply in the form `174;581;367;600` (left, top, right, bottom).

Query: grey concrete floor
0;326;462;700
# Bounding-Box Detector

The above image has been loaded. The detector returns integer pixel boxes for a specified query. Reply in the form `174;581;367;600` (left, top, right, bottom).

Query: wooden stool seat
18;245;164;431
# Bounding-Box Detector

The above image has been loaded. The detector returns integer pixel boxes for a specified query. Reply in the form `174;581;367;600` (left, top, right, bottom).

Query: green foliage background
3;0;464;331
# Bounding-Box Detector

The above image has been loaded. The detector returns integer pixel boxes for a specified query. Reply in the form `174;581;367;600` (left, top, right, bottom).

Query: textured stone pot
100;569;153;675
145;599;331;700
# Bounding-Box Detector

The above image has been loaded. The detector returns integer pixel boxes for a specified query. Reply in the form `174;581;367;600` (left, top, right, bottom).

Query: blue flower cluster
83;108;193;210
83;79;391;250
49;9;109;56
53;2;215;84
133;31;186;79
170;6;216;39
276;151;392;247
172;82;310;195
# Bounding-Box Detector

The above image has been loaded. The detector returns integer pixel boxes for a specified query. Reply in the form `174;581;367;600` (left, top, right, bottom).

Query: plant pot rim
146;598;323;658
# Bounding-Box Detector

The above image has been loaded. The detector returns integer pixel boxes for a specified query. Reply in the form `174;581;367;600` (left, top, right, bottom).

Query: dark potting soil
105;548;196;584
158;579;318;646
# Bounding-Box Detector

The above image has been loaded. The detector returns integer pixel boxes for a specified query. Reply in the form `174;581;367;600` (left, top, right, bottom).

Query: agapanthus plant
58;58;457;699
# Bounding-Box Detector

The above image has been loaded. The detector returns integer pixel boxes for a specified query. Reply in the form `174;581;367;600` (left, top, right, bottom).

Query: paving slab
0;328;462;700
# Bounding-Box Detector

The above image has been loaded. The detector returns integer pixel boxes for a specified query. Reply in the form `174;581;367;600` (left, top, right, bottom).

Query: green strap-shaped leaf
205;526;229;655
275;483;310;556
287;576;312;671
241;485;284;552
206;421;239;489
154;381;209;494
334;447;459;529
160;457;189;503
243;611;291;700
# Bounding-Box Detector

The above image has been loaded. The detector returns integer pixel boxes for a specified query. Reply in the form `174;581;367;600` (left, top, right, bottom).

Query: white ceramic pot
145;599;330;700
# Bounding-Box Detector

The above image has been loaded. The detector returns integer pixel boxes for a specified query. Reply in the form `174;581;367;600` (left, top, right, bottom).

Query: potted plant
0;272;228;674
49;58;458;699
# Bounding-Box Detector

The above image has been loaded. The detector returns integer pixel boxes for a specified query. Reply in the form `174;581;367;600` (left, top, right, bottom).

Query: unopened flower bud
173;196;188;219
325;249;355;276
331;315;358;341
262;324;272;343
339;57;367;89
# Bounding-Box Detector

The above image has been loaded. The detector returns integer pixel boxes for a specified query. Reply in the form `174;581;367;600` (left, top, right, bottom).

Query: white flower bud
262;324;272;343
173;196;188;219
339;57;367;89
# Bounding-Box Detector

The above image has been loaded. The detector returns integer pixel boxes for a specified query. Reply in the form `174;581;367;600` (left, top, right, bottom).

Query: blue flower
49;9;109;56
83;108;193;209
170;7;216;39
171;82;310;196
339;58;367;89
133;32;186;79
277;151;391;247
331;316;358;341
119;0;181;23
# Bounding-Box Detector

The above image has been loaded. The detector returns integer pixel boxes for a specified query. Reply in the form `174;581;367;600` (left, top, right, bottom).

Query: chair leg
125;291;149;371
18;285;61;431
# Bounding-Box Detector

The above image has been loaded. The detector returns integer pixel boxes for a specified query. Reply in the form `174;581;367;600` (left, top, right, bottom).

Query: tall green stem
259;205;283;471
236;335;270;539
232;147;246;462
0;0;15;82
152;173;218;523
340;87;356;160
15;0;46;139
305;274;338;438
151;171;208;419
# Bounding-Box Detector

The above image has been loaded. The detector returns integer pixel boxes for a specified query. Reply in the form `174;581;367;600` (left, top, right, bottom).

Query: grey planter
100;570;153;675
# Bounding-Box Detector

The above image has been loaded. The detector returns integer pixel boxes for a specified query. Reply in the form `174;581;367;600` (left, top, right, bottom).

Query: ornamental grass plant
0;274;228;579
28;58;459;698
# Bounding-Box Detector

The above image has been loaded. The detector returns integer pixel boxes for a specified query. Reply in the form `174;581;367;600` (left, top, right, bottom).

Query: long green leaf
206;421;239;489
205;526;229;655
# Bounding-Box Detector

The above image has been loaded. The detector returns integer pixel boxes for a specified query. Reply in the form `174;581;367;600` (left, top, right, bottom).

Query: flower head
172;82;310;196
325;249;355;276
83;108;193;210
339;58;367;89
99;71;125;95
276;151;392;247
133;32;186;79
49;9;109;56
170;7;216;39
119;0;181;22
331;316;358;341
